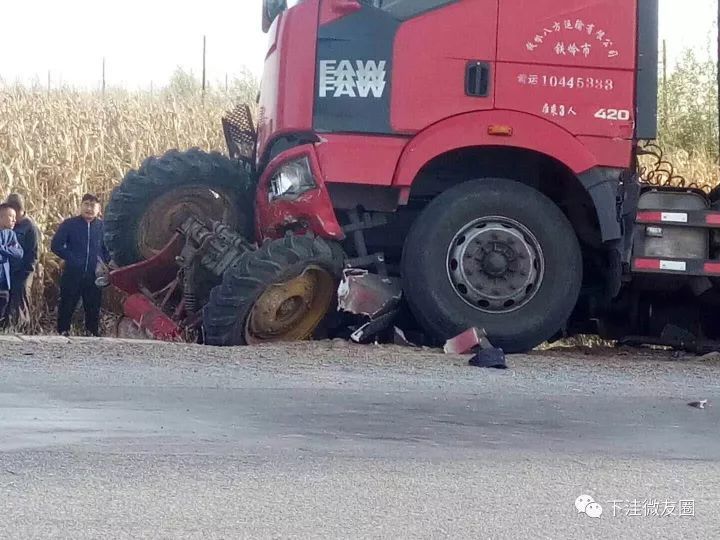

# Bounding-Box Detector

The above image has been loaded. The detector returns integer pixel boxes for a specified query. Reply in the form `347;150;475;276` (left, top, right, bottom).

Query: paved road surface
0;337;719;538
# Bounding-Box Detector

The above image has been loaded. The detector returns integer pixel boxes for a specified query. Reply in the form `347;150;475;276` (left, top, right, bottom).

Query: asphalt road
0;337;719;539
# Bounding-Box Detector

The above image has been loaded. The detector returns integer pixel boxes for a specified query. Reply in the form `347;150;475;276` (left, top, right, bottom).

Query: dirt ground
1;333;718;382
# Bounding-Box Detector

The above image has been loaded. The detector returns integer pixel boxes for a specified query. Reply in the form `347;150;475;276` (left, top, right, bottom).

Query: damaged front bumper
255;144;344;242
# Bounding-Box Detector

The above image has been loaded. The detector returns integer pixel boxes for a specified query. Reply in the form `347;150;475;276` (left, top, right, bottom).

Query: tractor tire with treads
203;233;343;346
104;148;255;267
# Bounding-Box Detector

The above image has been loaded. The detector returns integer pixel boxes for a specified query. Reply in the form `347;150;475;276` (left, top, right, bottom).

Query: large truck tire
203;233;343;346
105;148;254;266
401;178;583;353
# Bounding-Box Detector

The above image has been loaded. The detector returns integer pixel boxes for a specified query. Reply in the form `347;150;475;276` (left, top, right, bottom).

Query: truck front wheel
401;178;582;353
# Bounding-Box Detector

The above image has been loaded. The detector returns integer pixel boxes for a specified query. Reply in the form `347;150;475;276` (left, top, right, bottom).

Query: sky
0;0;716;90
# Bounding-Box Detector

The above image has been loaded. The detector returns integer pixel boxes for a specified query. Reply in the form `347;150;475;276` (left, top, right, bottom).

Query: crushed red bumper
255;144;344;241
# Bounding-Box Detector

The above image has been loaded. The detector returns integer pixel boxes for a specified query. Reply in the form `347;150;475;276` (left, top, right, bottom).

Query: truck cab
253;0;659;238
246;0;676;351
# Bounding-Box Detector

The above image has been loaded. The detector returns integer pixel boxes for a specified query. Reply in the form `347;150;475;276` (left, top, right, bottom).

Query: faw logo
319;60;387;98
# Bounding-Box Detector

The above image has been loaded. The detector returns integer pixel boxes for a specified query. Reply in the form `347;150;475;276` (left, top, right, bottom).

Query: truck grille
222;104;257;164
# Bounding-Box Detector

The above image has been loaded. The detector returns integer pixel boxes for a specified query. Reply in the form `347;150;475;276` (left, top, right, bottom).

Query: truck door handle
466;62;490;97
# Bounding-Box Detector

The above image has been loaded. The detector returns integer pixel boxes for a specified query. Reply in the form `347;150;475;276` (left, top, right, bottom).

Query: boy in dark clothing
0;204;24;322
51;194;110;336
5;193;40;328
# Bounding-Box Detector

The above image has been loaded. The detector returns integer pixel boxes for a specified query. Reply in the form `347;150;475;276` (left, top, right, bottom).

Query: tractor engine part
174;216;256;316
177;216;255;279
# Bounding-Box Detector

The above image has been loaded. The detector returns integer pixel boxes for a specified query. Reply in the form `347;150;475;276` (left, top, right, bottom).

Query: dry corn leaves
0;85;236;332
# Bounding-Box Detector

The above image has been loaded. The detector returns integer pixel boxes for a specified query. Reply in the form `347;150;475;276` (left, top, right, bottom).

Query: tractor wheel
104;148;254;266
203;233;343;346
401;178;582;353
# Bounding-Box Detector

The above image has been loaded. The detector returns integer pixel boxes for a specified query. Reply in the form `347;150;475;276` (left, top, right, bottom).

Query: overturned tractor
104;128;346;345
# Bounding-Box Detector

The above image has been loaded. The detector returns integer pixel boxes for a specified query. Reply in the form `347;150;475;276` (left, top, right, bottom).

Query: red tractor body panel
256;0;648;238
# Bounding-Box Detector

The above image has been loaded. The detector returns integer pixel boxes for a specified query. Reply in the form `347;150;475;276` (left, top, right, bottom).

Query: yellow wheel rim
244;265;336;344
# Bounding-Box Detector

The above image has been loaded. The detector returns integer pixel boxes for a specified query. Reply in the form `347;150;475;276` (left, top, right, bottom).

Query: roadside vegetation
0;69;257;331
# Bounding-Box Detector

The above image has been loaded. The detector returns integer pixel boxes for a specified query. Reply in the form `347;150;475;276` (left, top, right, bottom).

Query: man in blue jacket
0;203;24;323
51;194;110;337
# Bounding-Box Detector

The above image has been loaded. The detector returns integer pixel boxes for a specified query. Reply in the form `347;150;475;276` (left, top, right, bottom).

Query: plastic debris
444;327;493;354
469;348;507;369
688;400;710;409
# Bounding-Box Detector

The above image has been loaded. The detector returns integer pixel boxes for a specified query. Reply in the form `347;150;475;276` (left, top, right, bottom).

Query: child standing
0;203;24;322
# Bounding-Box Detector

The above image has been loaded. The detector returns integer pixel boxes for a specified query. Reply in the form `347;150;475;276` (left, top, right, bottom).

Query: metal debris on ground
688;400;710;409
350;311;399;344
337;269;402;318
337;269;403;344
392;326;416;347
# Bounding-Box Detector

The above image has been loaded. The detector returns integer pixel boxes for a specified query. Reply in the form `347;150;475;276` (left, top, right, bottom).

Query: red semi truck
105;0;720;352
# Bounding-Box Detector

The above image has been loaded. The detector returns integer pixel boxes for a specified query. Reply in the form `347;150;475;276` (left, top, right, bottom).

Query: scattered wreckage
105;220;407;346
102;211;504;361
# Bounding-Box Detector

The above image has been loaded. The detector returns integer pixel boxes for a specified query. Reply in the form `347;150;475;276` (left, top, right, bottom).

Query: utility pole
662;39;667;130
102;57;106;96
202;35;207;99
47;70;51;94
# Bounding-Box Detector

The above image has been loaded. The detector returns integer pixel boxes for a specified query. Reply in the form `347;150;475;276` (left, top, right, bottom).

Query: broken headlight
268;157;316;202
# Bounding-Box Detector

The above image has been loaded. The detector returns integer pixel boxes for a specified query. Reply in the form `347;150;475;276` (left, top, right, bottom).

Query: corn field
0;82;246;333
1;52;719;333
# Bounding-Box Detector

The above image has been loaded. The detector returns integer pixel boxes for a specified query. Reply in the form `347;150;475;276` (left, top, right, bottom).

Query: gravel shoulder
1;337;718;539
1;336;718;398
